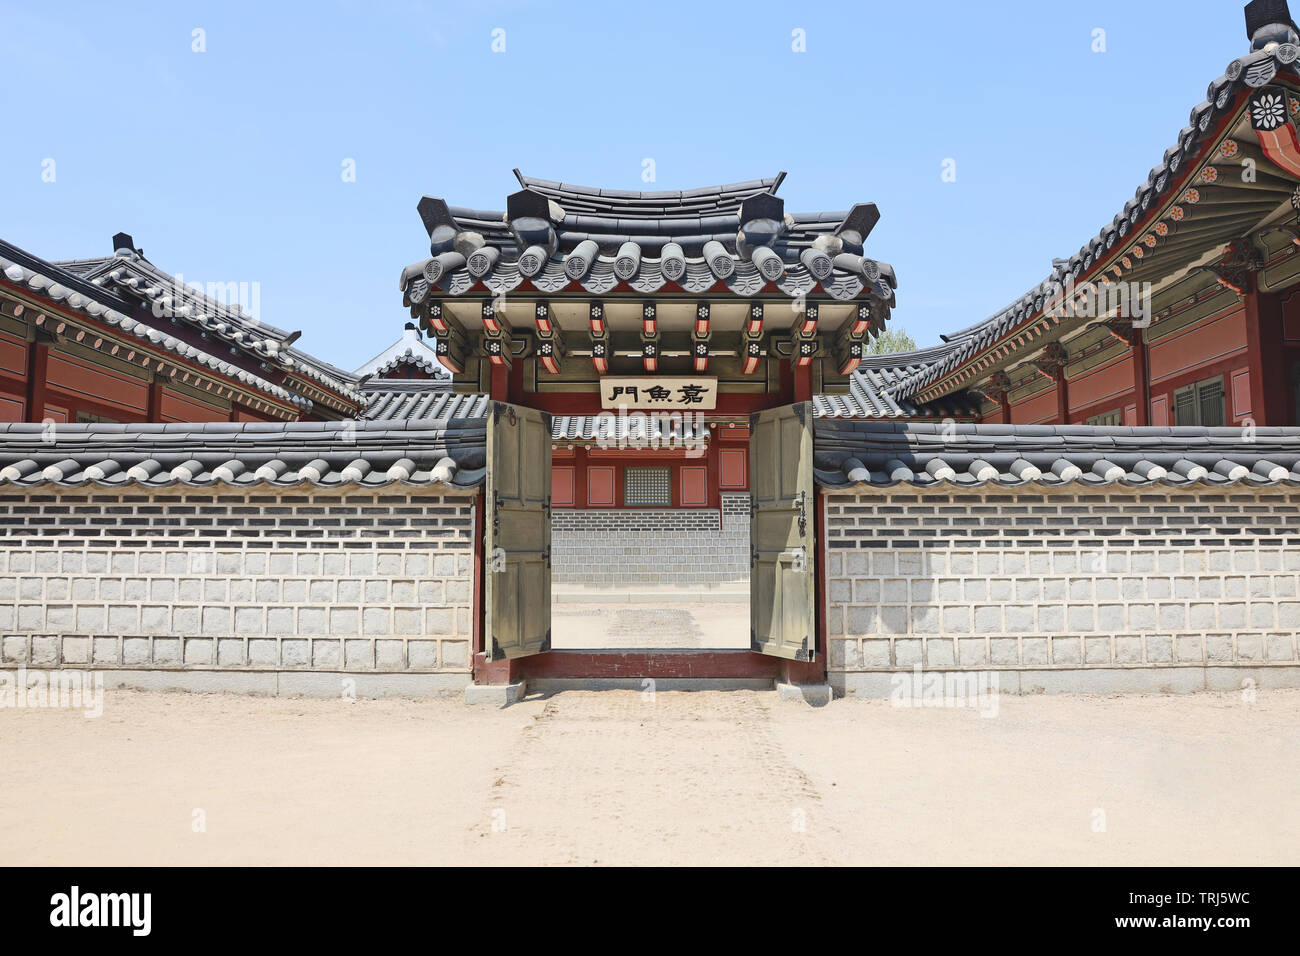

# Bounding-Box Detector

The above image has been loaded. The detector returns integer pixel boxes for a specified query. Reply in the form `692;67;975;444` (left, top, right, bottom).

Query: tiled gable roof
399;172;897;314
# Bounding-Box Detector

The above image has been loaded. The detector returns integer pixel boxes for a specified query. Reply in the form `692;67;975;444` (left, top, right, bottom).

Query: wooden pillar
792;362;813;403
146;378;164;422
1054;369;1069;425
703;423;720;509
573;446;589;509
488;361;509;401
24;340;48;423
1131;328;1150;426
779;357;813;404
1244;275;1287;425
507;358;525;406
778;357;794;404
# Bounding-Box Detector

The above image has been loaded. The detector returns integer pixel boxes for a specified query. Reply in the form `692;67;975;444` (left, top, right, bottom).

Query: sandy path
0;692;524;866
774;691;1300;866
467;690;829;865
2;687;1297;865
551;601;750;649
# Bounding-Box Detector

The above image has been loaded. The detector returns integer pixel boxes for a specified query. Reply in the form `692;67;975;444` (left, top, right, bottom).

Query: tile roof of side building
1;238;321;416
811;345;983;420
359;379;483;422
846;0;1300;409
354;323;450;380
55;235;364;406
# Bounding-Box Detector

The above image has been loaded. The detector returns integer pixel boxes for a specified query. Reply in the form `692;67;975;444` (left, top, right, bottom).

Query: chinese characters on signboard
599;377;718;411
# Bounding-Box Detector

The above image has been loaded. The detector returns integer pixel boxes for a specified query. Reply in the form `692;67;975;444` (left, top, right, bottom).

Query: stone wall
0;488;477;697
551;493;750;589
824;487;1300;696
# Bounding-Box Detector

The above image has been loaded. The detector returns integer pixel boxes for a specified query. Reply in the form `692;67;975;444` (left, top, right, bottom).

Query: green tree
865;328;917;355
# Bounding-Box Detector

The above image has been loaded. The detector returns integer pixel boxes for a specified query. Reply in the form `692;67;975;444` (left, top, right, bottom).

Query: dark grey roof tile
815;421;1300;489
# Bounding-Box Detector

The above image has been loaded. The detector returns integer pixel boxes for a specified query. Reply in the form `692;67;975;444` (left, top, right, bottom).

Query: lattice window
1174;376;1225;427
624;467;672;506
1086;409;1122;426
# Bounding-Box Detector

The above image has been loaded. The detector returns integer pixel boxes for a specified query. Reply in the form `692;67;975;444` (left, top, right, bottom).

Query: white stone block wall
824;487;1300;695
0;488;476;690
551;493;750;588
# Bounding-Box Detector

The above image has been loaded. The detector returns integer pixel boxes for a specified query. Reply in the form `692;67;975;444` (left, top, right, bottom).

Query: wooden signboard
599;377;718;410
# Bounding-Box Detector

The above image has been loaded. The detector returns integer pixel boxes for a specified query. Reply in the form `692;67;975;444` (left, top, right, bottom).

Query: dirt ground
2;687;1297;866
551;599;750;649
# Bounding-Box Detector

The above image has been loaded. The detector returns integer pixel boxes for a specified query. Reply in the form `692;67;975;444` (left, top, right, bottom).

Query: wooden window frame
1085;409;1122;426
1173;374;1226;427
623;465;673;508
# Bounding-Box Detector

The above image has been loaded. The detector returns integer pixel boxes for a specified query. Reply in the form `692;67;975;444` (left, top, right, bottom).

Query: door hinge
492;402;516;426
793;403;806;426
796;636;810;662
751;548;759;567
492;490;502;537
797;489;807;538
490;636;504;662
539;628;551;653
544;495;551;519
543;546;551;569
750;630;761;652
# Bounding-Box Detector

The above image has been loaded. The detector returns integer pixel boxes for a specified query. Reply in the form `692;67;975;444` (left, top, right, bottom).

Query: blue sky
0;0;1256;369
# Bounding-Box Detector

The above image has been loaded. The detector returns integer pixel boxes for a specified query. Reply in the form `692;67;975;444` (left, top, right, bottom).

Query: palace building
0;233;363;423
4;0;1300;699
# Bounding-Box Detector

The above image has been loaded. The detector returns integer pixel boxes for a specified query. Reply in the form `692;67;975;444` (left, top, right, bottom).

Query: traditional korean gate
485;401;552;660
749;403;816;662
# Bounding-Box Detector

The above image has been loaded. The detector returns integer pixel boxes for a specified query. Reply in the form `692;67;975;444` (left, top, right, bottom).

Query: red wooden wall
551;428;749;510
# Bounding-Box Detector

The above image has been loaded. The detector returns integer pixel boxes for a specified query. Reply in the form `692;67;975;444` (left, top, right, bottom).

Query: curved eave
903;44;1300;403
63;255;362;404
1;261;311;414
403;257;890;304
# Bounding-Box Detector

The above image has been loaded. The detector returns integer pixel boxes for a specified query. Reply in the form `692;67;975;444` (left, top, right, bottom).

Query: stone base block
464;680;528;706
775;682;833;707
